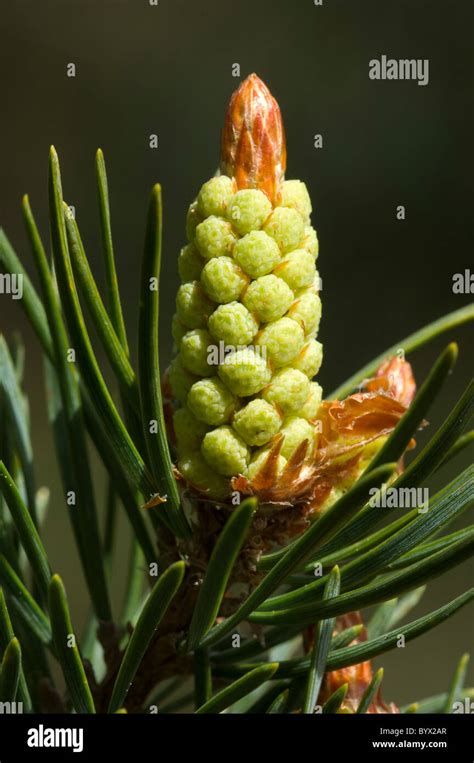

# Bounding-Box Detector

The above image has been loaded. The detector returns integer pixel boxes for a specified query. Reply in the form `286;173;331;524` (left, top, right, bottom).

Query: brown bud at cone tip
220;73;286;206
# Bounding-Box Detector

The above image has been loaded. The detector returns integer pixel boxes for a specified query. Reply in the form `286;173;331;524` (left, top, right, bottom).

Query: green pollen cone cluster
168;77;323;500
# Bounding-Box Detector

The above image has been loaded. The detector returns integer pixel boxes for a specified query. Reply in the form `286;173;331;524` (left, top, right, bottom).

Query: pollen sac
280;180;312;222
287;291;322;337
173;407;210;456
169;160;322;498
255;317;304;367
300;381;323;420
176;281;215;328
262;368;310;414
226;189;272;235
242;274;294;323
187;377;237;426
291;339;323;378
178;244;205;282
233;231;281;279
201;256;249;303
273;249;316;292
171;314;187;349
263;206;305;253
180;328;214;377
178;451;229;500
197;176;235;218
168;356;199;404
195;216;236;259
233;399;282;446
186;201;203;242
208;302;258;346
201;426;250;476
218;347;271;396
303;225;319;259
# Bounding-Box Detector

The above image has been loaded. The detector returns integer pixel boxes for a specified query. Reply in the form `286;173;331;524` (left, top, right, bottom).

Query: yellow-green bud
176;281;215;328
168;355;199;404
300;381;323;420
178;244;205;282
195;216;236;259
280;180;312;222
242;274;294;323
287;291;322;337
208;301;258;346
186;201;203;242
263;206;305;252
262;368;309;414
303;225;319;259
197;176;234;218
173;407;209;456
171;314;187;349
201;425;250;476
233;231;281;279
218;347;271;396
187;377;237;426
273;249;316;291
178;451;229;500
180;328;214;377
201;256;249;303
233;399;282;446
255;317;304;367
226;189;272;235
291;339;323;378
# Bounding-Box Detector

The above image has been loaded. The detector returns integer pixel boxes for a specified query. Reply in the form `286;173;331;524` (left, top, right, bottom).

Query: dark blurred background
1;0;472;706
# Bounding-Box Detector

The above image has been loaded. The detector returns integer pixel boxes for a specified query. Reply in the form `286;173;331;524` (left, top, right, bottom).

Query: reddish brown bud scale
367;356;416;408
220;73;287;205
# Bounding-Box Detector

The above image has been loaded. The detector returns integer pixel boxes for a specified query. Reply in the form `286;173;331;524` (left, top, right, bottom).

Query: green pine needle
0;555;52;646
49;574;95;713
443;653;470;713
266;688;289;713
108;561;185;712
138;185;190;538
0;637;21;703
95;149;129;351
187;497;256;650
322;682;348;713
195;663;279;714
356;667;384;713
0;461;51;600
303;566;340;713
